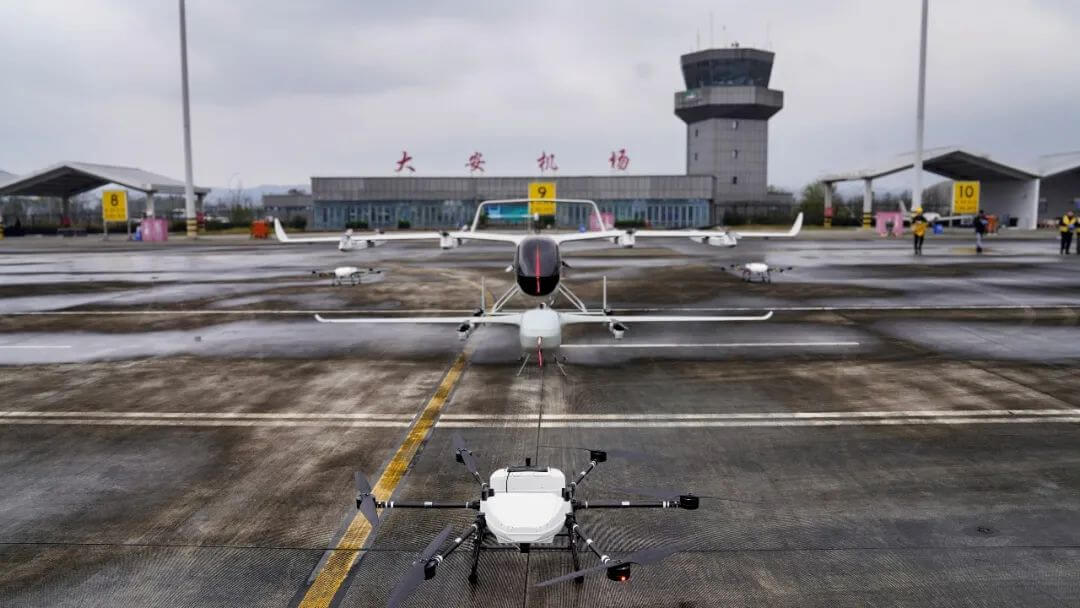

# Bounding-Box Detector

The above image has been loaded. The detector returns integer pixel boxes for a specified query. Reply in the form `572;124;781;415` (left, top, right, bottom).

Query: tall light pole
912;0;929;210
179;0;197;238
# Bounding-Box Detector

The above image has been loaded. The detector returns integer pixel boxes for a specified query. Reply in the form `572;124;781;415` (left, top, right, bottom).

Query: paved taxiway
2;232;1080;607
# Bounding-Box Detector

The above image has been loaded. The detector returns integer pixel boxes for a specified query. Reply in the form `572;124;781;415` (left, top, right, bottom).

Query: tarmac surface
2;230;1080;607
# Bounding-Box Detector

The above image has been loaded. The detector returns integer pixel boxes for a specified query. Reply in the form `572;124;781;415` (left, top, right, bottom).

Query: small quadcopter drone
311;266;382;286
729;262;793;283
354;433;716;607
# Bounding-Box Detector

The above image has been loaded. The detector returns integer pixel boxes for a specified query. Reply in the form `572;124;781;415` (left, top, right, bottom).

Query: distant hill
203;184;308;206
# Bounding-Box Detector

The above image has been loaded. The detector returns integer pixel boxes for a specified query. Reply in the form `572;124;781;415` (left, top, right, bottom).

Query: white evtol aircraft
274;199;803;299
898;200;968;224
316;276;772;371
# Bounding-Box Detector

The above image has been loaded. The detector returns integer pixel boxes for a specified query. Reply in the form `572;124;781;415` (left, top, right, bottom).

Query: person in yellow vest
1074;213;1080;256
911;207;929;255
1060;211;1077;254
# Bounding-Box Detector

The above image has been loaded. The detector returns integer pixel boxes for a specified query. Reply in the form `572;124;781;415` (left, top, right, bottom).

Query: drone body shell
480;467;572;544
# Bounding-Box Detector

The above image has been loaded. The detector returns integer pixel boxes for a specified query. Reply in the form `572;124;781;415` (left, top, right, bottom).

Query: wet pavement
2;233;1080;607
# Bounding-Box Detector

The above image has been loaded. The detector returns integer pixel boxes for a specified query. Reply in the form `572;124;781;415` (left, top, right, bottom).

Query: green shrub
397;219;411;229
288;216;307;230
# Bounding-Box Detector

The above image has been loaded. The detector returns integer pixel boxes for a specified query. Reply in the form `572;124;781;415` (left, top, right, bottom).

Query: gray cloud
0;0;1078;192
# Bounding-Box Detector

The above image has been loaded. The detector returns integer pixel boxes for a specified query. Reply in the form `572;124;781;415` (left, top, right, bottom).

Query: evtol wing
314;313;524;326
560;311;774;325
274;218;523;248
274;218;443;244
624;213;803;243
549;230;627;244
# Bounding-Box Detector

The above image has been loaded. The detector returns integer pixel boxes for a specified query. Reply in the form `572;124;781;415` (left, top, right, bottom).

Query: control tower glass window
682;58;772;88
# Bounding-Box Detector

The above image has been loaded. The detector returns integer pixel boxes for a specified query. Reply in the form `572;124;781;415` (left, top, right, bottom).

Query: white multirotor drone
354;433;736;607
729;262;793;283
312;266;383;286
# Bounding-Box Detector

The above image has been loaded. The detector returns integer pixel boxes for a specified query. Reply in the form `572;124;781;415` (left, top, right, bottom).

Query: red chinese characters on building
394;150;415;173
466;151;486;174
609;148;630;171
537;151;558;173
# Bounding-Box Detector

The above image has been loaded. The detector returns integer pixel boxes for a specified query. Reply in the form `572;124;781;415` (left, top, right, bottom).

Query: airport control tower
675;46;783;202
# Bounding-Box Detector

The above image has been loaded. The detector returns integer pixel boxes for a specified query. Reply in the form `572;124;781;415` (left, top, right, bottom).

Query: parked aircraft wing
560;311;773;325
314;313;523;325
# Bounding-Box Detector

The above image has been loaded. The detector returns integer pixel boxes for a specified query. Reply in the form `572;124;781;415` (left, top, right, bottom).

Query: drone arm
572;459;600;488
374;500;481;510
572;499;681;509
569;520;611;564
434;521;481;561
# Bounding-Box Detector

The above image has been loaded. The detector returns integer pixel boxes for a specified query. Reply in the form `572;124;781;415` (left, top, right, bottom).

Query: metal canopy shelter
819;147;1040;229
0;161;209;197
822;148;1038;184
0;161;209;220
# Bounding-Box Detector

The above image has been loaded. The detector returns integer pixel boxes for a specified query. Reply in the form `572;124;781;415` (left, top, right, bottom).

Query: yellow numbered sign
102;190;128;222
528;182;556;216
952;181;980;215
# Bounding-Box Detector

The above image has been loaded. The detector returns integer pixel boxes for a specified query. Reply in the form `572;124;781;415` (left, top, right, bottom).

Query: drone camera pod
456;323;472;340
423;559;438;580
606;563;632;582
608;322;627;340
438;232;459;249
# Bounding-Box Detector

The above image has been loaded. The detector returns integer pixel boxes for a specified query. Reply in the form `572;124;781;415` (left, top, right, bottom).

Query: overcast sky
1;0;1078;191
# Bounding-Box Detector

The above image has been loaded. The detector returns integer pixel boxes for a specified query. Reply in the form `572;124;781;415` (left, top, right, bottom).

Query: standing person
1060;210;1077;254
974;209;989;254
911;207;929;255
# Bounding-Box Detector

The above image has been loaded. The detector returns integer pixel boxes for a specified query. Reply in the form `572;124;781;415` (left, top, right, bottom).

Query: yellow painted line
298;353;467;608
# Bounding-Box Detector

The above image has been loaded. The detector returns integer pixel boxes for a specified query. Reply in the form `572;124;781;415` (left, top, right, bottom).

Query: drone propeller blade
539;445;651;462
354;472;380;527
452;432;480;477
387;524;455;608
617;486;757;504
534;542;687;588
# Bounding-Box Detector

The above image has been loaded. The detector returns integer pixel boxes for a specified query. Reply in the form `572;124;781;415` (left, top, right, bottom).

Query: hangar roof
822;147;1039;183
0;161;208;198
1039;151;1080;178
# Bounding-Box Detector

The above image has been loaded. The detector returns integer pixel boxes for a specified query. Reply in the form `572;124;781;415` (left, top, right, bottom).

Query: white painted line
615;305;1080;312
0;411;415;420
4;305;1079;316
0;345;72;349
0;419;412;428
561;341;860;349
1;309;474;316
441;409;1080;421
438;416;1080;429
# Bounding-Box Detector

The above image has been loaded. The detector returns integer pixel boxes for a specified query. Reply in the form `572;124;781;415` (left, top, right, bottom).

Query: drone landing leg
564;515;582;583
468;515;487;584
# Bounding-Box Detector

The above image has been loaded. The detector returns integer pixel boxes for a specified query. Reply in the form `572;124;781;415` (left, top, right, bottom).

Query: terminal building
307;45;794;231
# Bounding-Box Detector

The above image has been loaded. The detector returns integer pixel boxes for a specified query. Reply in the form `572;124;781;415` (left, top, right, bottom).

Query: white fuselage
334;266;361;279
479;467;571;544
740;262;772;283
518;307;562;353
